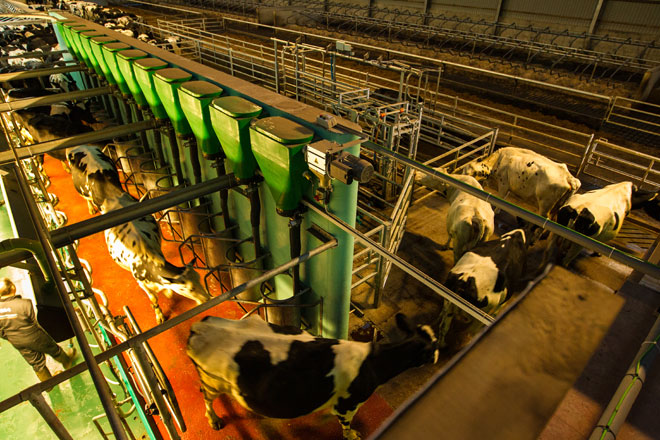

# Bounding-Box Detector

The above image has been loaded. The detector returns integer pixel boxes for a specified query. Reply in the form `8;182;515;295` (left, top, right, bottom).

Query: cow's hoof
210;418;224;430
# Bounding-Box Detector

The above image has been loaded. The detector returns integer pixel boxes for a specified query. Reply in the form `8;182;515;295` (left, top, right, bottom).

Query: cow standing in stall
187;314;439;440
439;229;527;348
67;144;123;214
555;181;643;266
101;192;212;324
416;169;495;262
463;147;581;219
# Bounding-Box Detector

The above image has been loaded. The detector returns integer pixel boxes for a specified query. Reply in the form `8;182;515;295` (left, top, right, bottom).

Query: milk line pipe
129;337;181;439
0;174;239;269
165;126;185;185
0;119;160;164
214;155;231;227
363;140;660;280
302;198;494;325
0;86;113;112
589;313;660;440
9;163;129;440
0;238;53;281
0;48;69;61
124;306;187;436
0;64;84;82
0;236;338;412
182;135;203;186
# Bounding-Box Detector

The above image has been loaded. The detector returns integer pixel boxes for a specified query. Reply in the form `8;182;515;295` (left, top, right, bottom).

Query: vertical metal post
128;335;181;440
28;394;74;440
273;40;280;94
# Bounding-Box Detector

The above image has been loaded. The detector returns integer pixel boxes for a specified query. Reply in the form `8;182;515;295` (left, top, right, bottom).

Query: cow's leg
86;199;97;215
142;286;165;324
199;379;224;430
437;302;456;349
333;407;361;440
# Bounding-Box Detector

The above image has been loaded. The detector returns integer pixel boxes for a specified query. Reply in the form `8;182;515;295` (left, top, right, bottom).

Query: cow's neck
366;339;426;384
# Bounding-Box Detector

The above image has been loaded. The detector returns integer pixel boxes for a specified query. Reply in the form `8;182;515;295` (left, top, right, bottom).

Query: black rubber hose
215;157;231;228
165;127;185;186
249;184;261;258
289;215;302;296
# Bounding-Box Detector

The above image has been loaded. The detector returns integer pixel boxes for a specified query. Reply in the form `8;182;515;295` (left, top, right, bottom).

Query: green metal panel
61;23;86;59
210;96;263;182
55;20;77;56
77;30;104;70
116;49;149;108
178;80;224;159
153;68;193;137
101;42;131;97
69;27;94;68
133;58;169;120
90;36;119;84
250;116;314;216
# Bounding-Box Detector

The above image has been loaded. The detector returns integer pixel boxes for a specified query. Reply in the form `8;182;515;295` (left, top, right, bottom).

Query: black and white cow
555;181;636;266
187;314;439;440
416;169;495;262
439;229;527;348
463;147;581;218
102;192;212;324
67;144;123;214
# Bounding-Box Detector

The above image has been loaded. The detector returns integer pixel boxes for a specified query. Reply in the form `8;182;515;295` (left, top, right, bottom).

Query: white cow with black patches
187;314;439;440
416;170;495;262
103;193;211;323
463;147;581;218
556;181;634;266
67;145;123;214
439;229;527;348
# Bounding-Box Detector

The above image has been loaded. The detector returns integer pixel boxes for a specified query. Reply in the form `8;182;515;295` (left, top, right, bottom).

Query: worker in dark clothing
0;277;76;384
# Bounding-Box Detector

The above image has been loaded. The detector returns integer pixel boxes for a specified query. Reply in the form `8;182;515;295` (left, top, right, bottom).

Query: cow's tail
468;217;486;251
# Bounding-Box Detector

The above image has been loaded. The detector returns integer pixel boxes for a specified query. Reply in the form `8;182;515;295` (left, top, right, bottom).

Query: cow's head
394;313;439;365
462;158;491;180
166;265;211;304
556;205;579;227
573;208;600;237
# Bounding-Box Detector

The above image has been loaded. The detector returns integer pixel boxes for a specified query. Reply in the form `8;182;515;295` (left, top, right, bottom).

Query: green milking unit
179;81;224;159
116;50;149;109
250;116;315;326
90;36;120;85
210;96;263;183
101;42;132;98
68;27;94;68
153;68;193;137
61;22;86;58
250;117;315;217
133;57;169;120
210;96;265;303
87;35;117;77
77;30;104;71
152;67;194;185
54;20;76;48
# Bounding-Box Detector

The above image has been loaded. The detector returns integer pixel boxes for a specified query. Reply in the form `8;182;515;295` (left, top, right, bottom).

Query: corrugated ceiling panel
599;1;660;39
502;0;594;29
427;0;498;21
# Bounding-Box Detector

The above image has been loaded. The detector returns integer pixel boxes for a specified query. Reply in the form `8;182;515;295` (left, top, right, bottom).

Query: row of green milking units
58;20;160;194
53;17;365;339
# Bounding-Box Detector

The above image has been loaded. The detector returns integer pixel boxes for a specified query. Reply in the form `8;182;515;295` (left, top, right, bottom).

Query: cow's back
187;316;372;418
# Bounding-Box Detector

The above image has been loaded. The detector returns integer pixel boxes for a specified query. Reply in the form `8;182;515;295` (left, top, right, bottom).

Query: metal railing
146;0;660;83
